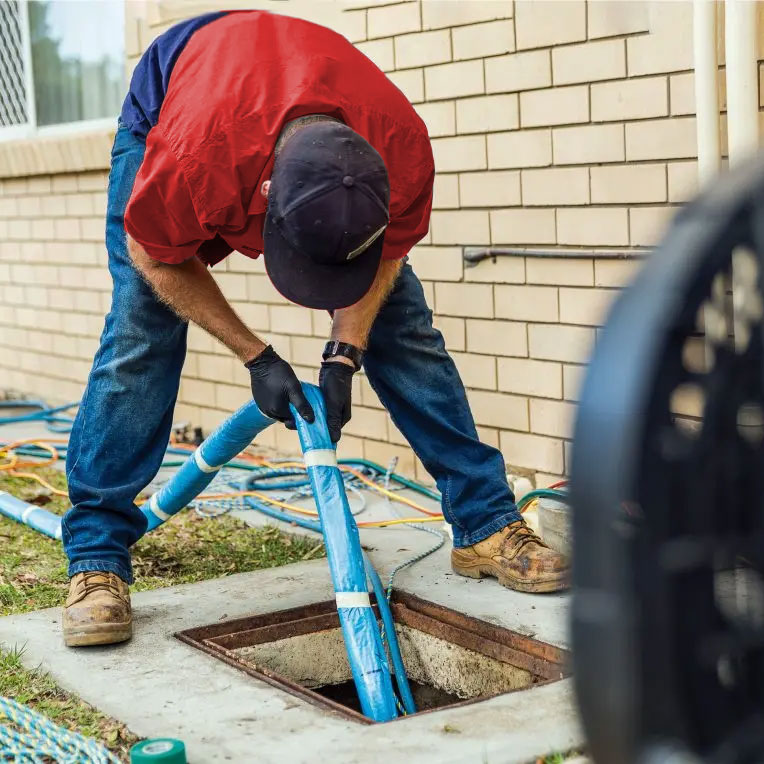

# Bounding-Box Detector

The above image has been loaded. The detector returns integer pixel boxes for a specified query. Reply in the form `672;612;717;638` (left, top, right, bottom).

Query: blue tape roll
291;384;398;722
143;401;274;530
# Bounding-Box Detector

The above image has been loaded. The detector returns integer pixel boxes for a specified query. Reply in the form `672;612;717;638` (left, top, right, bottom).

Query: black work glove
245;345;314;428
319;360;355;443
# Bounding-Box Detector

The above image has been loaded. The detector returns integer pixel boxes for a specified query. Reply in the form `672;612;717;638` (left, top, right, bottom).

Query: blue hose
143;386;405;721
0;401;78;433
363;556;417;714
289;385;398;721
243;494;320;532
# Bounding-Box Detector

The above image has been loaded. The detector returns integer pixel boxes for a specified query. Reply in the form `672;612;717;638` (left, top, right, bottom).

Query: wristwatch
322;340;363;371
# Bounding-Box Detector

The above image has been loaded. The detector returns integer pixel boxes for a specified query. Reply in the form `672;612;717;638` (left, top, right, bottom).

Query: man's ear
260;180;271;198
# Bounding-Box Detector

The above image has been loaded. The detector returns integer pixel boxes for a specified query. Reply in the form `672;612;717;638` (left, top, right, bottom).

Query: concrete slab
0;560;582;764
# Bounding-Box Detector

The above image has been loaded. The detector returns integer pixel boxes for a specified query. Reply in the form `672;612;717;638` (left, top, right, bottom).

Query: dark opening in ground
317;678;463;714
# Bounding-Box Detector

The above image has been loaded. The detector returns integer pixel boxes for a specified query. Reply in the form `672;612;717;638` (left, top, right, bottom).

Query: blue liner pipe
242;492;417;715
290;385;399;722
0;491;61;540
142;401;274;530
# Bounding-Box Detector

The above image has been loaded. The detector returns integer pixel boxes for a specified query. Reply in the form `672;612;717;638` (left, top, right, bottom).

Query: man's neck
274;114;342;156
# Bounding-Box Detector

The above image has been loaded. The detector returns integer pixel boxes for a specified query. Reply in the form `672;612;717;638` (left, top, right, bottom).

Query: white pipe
693;0;722;365
693;0;720;183
725;0;759;166
724;0;759;353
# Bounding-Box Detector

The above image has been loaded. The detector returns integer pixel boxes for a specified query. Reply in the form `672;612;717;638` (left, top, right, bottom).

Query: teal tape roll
130;738;186;764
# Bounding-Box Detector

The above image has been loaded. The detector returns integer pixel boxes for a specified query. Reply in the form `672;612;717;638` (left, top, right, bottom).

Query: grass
0;645;139;760
0;464;325;760
0;466;324;616
539;751;585;763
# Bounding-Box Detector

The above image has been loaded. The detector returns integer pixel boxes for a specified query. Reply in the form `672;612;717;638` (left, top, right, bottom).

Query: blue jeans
63;123;521;584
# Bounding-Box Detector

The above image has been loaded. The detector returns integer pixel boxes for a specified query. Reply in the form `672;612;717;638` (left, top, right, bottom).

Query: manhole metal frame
175;591;570;724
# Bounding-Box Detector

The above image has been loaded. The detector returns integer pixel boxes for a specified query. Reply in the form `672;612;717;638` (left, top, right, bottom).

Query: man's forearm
331;258;402;349
127;236;266;363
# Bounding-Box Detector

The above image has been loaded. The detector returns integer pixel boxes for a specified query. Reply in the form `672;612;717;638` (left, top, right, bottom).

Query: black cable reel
571;157;764;764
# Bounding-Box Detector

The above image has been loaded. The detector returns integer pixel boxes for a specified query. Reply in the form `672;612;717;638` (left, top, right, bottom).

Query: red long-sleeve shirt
123;10;435;268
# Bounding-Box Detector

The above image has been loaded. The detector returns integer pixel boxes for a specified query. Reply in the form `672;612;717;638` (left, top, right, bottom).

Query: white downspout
693;0;722;363
724;0;759;354
692;0;720;183
725;0;759;165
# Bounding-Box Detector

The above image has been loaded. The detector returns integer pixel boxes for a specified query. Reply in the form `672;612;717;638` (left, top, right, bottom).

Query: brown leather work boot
451;521;569;593
62;572;132;647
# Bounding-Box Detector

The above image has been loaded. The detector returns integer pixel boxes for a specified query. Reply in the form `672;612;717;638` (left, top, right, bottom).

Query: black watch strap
322;340;363;371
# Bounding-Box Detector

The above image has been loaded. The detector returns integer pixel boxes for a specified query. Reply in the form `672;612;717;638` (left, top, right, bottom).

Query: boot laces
80;572;123;599
503;521;544;553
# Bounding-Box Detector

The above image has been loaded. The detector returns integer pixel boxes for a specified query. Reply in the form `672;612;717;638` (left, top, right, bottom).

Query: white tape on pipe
149;494;171;521
55;525;62;540
21;505;36;523
193;448;220;474
335;591;372;608
303;449;338;468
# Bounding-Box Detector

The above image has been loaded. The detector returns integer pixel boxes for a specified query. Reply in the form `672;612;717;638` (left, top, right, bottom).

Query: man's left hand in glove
320;257;403;443
319;357;356;443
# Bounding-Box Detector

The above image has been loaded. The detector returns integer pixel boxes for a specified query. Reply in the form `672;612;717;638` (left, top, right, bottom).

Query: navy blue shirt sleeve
120;11;227;140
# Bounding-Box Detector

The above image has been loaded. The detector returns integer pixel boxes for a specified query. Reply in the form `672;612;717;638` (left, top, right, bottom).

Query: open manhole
176;592;570;723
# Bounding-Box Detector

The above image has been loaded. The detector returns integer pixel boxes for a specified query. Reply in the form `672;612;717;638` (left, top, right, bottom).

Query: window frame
0;0;123;141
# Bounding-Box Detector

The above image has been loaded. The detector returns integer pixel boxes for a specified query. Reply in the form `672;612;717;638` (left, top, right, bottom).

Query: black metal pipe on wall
463;247;652;267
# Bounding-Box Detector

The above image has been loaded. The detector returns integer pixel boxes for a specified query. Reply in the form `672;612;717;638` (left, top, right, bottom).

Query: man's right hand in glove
245;345;314;428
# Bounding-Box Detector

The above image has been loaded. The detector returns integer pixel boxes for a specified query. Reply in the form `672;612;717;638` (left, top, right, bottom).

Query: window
0;0;124;137
0;1;30;130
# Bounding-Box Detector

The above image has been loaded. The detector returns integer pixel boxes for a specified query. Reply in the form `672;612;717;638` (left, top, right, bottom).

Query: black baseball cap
263;121;390;310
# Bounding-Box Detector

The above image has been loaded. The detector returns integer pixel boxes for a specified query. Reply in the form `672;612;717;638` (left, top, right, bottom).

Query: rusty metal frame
175;591;570;724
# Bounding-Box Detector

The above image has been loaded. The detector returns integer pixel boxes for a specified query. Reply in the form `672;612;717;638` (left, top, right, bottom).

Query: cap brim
263;213;384;310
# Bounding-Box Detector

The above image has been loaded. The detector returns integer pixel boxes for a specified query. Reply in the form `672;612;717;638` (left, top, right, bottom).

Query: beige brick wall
0;172;111;404
2;0;764;489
